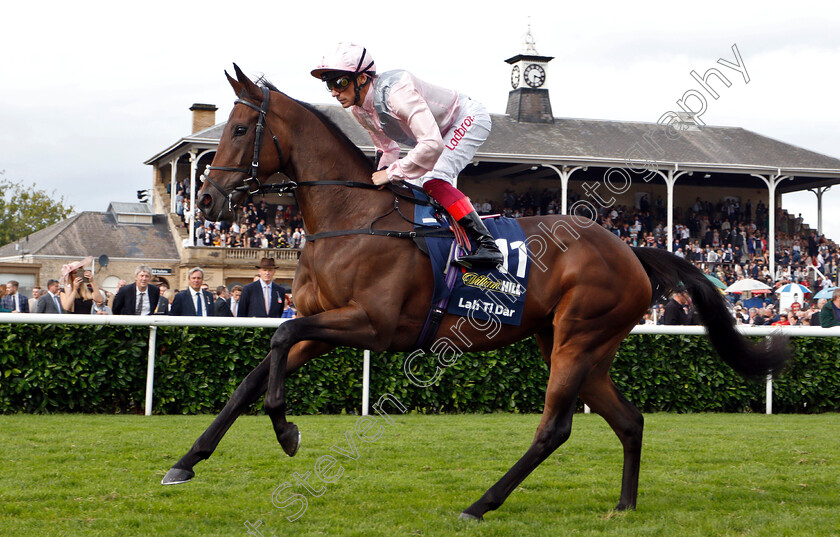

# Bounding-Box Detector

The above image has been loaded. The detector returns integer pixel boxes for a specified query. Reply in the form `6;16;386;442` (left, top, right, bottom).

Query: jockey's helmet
310;42;376;81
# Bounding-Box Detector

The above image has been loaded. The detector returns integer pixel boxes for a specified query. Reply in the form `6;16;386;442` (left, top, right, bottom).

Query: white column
189;150;198;247
169;159;178;213
670;171;689;253
667;171;675;252
769;179;777;281
752;174;790;283
653;169;687;253
808;186;831;235
541;164;583;215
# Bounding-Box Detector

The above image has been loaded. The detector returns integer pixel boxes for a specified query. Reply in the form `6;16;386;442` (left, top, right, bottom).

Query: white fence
2;313;840;416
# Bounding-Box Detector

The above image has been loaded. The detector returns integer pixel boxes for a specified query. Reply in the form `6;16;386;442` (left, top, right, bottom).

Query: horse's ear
225;69;243;96
231;63;261;100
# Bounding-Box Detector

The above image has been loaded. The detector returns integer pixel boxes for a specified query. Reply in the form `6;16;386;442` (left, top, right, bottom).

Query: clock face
510;65;521;89
524;64;545;88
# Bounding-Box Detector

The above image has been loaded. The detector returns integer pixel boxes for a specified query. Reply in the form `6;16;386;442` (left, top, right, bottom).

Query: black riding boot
455;211;504;269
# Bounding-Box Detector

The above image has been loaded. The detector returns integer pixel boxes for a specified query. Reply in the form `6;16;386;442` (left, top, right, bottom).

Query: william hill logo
462;272;523;297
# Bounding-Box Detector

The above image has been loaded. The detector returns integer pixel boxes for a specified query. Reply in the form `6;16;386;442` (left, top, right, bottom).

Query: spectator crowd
471;188;840;327
0;258;296;319
173;179;306;249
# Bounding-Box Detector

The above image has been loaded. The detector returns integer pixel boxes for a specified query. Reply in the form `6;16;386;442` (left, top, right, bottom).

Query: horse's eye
233;125;248;137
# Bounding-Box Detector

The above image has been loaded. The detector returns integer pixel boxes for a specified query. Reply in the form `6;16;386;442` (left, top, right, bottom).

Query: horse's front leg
161;340;334;484
265;307;378;456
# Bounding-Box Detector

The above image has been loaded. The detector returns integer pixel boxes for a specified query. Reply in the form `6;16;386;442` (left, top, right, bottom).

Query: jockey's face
329;74;368;108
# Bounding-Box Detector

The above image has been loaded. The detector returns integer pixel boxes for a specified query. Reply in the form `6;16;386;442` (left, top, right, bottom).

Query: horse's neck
283;112;388;235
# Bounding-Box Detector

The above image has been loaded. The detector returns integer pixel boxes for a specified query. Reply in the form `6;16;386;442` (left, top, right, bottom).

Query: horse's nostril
200;194;213;208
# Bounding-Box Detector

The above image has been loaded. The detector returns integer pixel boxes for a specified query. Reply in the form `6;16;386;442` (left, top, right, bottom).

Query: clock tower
505;25;554;123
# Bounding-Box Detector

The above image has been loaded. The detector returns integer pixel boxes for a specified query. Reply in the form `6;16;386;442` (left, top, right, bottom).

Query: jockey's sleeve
351;105;401;171
383;84;444;181
368;128;401;170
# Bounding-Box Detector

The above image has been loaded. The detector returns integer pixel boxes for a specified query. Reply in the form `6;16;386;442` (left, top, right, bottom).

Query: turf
1;413;837;536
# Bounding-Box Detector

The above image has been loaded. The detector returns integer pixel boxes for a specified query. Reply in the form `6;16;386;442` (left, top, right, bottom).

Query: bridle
201;86;286;220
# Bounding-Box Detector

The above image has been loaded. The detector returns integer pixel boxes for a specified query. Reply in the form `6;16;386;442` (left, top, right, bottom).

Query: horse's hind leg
579;365;644;510
161;340;332;485
460;346;588;520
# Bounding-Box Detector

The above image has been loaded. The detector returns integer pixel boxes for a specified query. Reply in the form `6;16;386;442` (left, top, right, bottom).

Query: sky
1;0;839;240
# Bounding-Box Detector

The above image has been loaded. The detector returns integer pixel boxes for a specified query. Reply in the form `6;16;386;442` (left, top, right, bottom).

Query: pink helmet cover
311;42;376;79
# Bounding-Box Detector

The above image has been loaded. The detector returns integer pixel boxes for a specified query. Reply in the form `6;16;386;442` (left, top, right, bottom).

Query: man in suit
229;285;243;317
112;265;160;315
169;267;215;316
1;280;29;313
28;287;41;312
153;282;171;315
238;258;286;318
663;291;695;325
213;285;233;317
34;279;64;314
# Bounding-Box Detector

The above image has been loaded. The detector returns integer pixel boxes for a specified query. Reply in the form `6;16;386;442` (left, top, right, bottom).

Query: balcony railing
183;246;302;264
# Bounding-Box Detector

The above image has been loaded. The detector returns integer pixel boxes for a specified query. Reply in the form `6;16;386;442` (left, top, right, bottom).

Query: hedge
1;324;839;414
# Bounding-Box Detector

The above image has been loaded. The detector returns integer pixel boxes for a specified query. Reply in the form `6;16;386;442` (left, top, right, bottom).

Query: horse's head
197;64;289;222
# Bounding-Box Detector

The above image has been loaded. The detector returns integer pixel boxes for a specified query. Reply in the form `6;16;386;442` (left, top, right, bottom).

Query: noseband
201;86;285;219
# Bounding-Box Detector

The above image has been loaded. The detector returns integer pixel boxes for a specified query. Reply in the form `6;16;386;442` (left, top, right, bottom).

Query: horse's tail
631;247;791;378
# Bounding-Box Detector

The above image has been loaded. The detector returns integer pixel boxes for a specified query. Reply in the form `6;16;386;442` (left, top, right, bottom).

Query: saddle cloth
411;190;530;326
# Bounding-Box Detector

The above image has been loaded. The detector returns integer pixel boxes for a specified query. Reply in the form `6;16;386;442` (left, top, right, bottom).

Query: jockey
311;42;503;269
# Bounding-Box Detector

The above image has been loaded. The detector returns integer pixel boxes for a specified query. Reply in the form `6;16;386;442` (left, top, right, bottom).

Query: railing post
362;350;371;416
765;374;773;415
145;326;158;416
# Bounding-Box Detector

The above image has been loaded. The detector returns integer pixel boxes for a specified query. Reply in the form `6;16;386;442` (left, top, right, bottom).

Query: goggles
325;75;353;92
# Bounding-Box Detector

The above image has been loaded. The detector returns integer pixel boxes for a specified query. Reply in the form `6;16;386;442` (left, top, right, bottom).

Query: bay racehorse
162;64;790;520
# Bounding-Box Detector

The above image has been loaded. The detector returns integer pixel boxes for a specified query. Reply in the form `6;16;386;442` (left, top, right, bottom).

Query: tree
0;171;75;246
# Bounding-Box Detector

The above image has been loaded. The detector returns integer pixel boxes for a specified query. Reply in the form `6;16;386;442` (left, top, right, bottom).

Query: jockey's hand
372;170;390;185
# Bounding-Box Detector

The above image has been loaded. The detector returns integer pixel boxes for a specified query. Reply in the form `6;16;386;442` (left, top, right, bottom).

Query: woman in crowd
0;284;10;313
60;257;105;314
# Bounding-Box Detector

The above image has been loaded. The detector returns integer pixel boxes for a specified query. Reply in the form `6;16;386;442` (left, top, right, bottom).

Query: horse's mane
257;76;373;172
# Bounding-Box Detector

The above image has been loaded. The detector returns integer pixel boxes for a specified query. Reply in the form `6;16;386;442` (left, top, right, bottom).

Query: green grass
1;413;838;536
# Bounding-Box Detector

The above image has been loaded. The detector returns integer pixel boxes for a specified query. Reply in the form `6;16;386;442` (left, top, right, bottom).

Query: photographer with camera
60;257;105;314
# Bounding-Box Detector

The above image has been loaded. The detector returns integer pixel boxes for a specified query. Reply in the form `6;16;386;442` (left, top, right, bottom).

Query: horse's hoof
458;511;483;522
161;467;195;485
278;424;301;457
